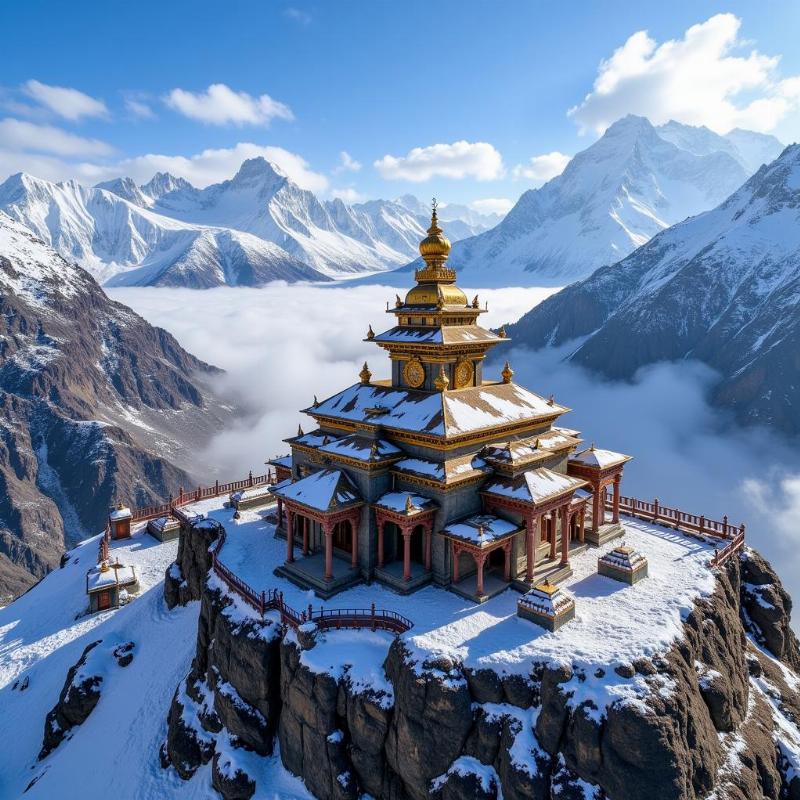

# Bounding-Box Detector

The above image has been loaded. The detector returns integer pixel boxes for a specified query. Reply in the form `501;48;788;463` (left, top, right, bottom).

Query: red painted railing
606;494;745;566
209;528;412;634
130;471;273;522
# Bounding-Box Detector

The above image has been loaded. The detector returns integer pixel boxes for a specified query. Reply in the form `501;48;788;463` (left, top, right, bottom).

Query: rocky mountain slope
0;212;228;600
0;172;326;288
507;143;800;435
387;117;782;288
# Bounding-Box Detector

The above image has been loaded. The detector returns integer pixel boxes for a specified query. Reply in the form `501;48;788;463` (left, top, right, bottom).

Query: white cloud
512;151;571;184
0;118;113;157
23;79;109;121
330;187;365;203
284;7;311;25
333;151;361;174
124;97;155;120
164;83;294;127
469;197;514;215
569;13;800;135
374;141;504;182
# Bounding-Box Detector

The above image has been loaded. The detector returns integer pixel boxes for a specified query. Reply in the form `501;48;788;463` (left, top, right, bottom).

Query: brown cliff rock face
164;518;224;609
741;549;800;671
0;213;229;602
162;533;800;800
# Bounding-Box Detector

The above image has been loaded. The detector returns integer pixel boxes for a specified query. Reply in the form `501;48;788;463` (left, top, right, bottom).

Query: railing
130;471;274;522
208;528;412;634
606;494;745;567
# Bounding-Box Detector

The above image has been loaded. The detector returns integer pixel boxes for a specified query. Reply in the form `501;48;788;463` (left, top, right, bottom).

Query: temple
270;203;631;601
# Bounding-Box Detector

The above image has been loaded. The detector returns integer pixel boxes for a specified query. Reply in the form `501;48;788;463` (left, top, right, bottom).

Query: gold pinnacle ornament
434;364;450;392
501;361;514;384
360;361;372;384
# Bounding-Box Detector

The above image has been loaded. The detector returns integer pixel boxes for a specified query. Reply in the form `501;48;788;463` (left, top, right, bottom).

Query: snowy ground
0;525;314;800
196;496;719;715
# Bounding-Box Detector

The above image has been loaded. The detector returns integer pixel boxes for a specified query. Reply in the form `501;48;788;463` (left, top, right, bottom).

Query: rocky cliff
0;212;229;601
161;523;800;800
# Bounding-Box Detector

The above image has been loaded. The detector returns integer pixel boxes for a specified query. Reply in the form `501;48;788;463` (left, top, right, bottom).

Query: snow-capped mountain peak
428;116;780;287
140;171;194;202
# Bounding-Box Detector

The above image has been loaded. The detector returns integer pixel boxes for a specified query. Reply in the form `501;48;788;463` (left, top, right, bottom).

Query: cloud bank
23;79;109;121
106;283;800;634
375;141;504;182
164;83;294;127
512;151;571;184
570;13;800;134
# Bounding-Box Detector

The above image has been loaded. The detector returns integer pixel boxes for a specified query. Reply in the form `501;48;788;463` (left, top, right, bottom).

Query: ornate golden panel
453;359;473;389
403;357;425;388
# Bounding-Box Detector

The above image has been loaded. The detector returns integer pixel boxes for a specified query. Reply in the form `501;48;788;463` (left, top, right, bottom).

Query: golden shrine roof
304;381;569;440
482;467;588;506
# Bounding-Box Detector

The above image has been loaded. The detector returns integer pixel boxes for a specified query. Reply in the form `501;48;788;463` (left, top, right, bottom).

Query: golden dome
404;282;467;307
419;204;451;264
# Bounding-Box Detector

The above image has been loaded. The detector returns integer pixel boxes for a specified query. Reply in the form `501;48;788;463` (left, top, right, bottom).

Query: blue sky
2;0;800;211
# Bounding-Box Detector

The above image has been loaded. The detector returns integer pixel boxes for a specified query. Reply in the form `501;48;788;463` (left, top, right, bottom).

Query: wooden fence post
371;602;376;631
653;498;659;523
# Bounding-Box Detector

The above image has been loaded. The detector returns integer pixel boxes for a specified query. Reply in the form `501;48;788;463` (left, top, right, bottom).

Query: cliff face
162;525;800;800
0;213;229;601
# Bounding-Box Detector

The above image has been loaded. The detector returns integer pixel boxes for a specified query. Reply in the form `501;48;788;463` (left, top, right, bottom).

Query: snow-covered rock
508;143;800;434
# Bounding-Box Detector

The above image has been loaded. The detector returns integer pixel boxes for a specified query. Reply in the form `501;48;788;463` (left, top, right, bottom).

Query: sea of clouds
110;283;800;630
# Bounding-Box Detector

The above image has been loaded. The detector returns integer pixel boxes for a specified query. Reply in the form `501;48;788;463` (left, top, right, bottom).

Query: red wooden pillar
476;552;486;596
350;516;358;569
452;541;460;583
377;519;385;568
612;473;621;524
277;498;283;529
503;541;512;582
286;509;295;563
560;503;570;566
525;514;536;583
402;525;412;581
579;507;586;542
302;516;309;556
549;512;557;560
323;522;333;581
592;483;602;534
424;523;432;572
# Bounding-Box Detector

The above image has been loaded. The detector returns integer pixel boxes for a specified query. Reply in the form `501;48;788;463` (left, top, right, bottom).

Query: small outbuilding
517;581;576;631
108;503;132;540
230;484;275;511
86;560;138;612
598;545;648;585
147;515;181;542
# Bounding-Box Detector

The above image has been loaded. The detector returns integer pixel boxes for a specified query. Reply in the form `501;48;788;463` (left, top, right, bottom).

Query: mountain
133;159;496;277
656;122;783;174
0;173;327;287
507;144;800;434
389;116;779;288
0;212;231;600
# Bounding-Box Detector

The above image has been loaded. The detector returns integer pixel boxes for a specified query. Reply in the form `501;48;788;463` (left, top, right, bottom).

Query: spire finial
297;424;304;437
367;324;375;340
360;361;372;385
501;361;514;384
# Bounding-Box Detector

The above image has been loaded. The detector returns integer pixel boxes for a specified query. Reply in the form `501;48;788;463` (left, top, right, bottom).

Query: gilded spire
360;361;372;384
434;364;450;392
367;324;375;340
297;424;304;436
501;361;514;384
415;198;455;282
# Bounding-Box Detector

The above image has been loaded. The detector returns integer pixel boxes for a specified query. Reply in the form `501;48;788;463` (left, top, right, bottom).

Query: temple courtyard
182;495;720;713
